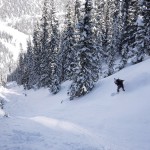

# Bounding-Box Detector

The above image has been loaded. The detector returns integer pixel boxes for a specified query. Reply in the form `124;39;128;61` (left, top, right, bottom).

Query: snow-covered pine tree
119;0;129;68
39;0;51;87
107;0;121;75
131;0;145;64
61;2;76;81
24;38;35;89
32;22;42;88
106;0;116;76
100;0;114;59
17;44;25;85
71;0;83;78
94;0;105;75
120;0;138;68
143;0;150;55
48;0;61;94
21;53;28;89
69;0;100;100
72;0;83;52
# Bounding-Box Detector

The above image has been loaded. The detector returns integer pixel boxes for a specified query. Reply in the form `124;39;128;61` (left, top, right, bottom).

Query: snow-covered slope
0;59;150;150
0;23;28;60
0;0;68;34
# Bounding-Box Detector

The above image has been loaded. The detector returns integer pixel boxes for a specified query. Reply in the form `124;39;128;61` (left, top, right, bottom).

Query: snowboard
111;90;125;96
111;92;119;96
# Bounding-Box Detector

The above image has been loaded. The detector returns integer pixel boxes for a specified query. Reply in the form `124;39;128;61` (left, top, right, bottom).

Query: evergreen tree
21;53;29;89
17;45;25;85
120;0;138;68
101;0;114;58
131;1;145;64
48;0;61;94
61;3;76;81
107;0;121;75
94;0;105;74
25;38;34;89
32;22;42;88
143;0;150;55
69;0;100;100
39;0;52;87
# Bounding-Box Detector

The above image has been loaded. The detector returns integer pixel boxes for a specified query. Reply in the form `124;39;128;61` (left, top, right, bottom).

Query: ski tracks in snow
29;116;104;149
1;115;105;150
2;114;127;150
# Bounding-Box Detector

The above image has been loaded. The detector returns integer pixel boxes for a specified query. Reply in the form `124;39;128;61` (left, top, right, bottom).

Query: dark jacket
114;79;124;86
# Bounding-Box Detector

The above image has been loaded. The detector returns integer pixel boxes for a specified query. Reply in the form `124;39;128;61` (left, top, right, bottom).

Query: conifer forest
7;0;150;100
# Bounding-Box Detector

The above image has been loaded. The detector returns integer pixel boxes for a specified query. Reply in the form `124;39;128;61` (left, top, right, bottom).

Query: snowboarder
114;78;125;92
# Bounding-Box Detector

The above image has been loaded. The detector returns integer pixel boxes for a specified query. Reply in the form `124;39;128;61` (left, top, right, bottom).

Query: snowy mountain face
0;0;42;68
0;0;43;78
0;0;68;82
0;23;28;85
0;23;28;59
0;0;69;59
0;0;68;35
0;0;42;34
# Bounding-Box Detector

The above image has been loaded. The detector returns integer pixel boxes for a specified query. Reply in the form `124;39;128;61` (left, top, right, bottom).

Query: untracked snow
0;59;150;150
